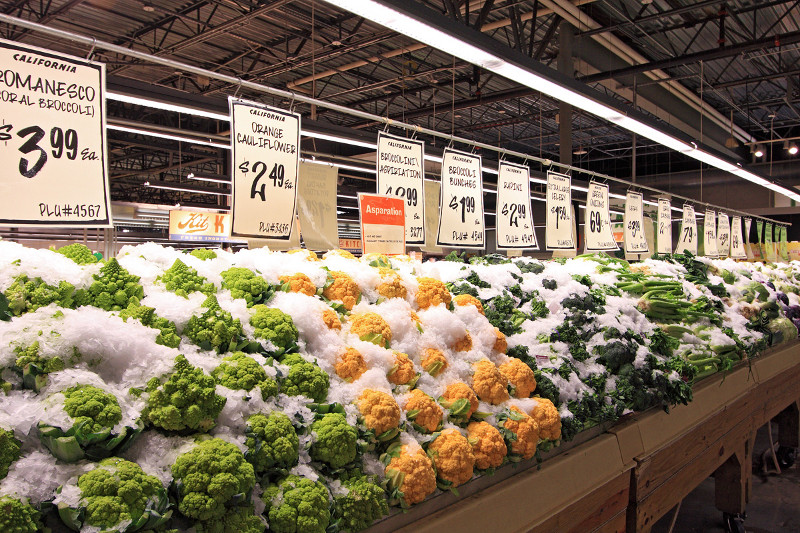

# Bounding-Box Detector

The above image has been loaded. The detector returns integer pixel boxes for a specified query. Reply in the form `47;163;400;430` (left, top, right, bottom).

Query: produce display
1;240;799;532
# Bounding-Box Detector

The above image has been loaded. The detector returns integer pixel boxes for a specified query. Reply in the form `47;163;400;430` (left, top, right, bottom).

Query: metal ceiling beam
578;0;721;38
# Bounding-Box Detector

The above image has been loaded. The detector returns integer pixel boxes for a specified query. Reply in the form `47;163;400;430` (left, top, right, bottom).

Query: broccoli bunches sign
0;40;111;227
377;132;425;245
229;97;300;239
437;148;484;248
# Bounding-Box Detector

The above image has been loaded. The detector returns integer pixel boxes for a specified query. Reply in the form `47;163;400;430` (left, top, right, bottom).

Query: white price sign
703;210;719;258
377;132;425;244
584;182;617;252
624;191;649;254
496;161;537;250
717;213;731;258
230;97;299;239
546;171;574;250
744;218;753;244
437;148;484;248
0;40;111;227
657;199;673;254
731;216;747;259
675;205;698;254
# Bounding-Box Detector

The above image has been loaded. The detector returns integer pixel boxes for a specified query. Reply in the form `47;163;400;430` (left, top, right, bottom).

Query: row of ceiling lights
751;142;799;158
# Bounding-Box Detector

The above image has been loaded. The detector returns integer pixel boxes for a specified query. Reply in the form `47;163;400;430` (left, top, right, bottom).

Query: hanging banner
545;171;574;250
584;182;617;252
717;213;731;258
657;199;673;254
297;161;338;250
624;191;648;254
756;220;763;244
0;40;111;227
764;222;777;262
778;225;789;261
421;180;444;254
745;218;753;244
496;161;537;250
437;148;484;248
358;193;405;255
376;132;425;245
703;210;719;258
229;97;299;239
731;216;747;259
675;205;697;254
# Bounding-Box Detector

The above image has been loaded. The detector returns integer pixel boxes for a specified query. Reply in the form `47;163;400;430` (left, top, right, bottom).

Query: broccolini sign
377;132;425;245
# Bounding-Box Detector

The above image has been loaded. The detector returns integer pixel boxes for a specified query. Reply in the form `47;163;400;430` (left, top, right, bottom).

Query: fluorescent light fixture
187;172;230;183
145;181;231;197
300;158;377;174
108;124;231;149
107;92;231;121
302;131;377;150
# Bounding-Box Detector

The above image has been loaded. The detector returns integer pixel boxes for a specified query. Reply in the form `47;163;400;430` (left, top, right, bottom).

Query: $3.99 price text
238;160;293;201
0;123;97;179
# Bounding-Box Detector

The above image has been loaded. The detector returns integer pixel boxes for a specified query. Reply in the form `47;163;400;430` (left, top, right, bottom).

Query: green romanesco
221;268;273;307
0;496;42;533
85;258;144;311
171;438;255;522
333;471;389;532
13;341;66;391
190;249;218;261
262;475;331;533
63;384;122;433
58;457;171;532
159;259;215;298
280;354;329;402
119;304;181;348
185;295;243;353
211;353;279;400
244;412;299;477
4;275;78;315
56;243;98;264
1;427;21;480
310;412;357;469
194;505;266;533
250;306;298;354
144;355;226;432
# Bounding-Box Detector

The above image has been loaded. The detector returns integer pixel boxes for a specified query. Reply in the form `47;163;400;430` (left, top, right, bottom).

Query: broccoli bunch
221;268;273;307
189;249;218;261
0;427;21;480
244;412;299;478
159;259;216;298
310;412;358;470
250;306;299;355
4;275;78;315
119;304;181;348
193;505;266;533
482;293;529;336
171;438;255;522
262;475;331;533
85;258;144;311
332;471;389;532
57;457;171;532
144;355;226;432
13;340;66;391
56;243;98;264
185;295;244;353
211;353;278;400
0;496;42;533
280;354;329;402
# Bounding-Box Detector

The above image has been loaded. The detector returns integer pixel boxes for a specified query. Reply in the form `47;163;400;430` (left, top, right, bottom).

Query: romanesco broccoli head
357;390;401;440
159;259;215;298
144;355;226;432
349;313;392;347
194;505;266;533
466;421;506;470
0;496;42;533
63;384;122;434
382;444;436;507
119;304;181;348
310;412;358;469
221;268;272;307
56;243;98;264
333;472;389;532
249;306;298;352
172;438;255;522
190;249;218;261
0;427;21;480
426;428;475;488
14;340;64;391
212;352;278;400
335;347;366;382
280;354;329;402
185;295;243;353
88;258;144;311
244;412;299;477
4;275;78;315
262;475;330;533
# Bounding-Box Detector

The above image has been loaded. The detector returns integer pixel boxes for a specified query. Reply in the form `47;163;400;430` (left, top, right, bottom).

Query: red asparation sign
358;193;406;255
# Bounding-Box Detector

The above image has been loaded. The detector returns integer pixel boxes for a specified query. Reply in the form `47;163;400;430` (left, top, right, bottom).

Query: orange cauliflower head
280;273;317;296
498;358;537;399
377;268;407;300
421;348;447;377
427;428;475;487
387;352;416;386
453;294;484;315
335;347;367;382
287;249;319;261
467;421;506;470
530;397;562;441
404;389;443;433
323;249;356;260
502;406;540;460
358;389;401;438
385;445;436;506
349;312;392;346
493;328;507;354
472;359;510;405
415;277;452;309
322;308;342;330
322;271;361;311
439;383;479;421
452;332;473;352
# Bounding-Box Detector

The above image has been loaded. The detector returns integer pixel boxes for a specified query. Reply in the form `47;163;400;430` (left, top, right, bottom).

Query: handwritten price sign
377;132;425;245
657;199;673;254
496;161;537;250
585;182;617;252
675;205;698;254
624;191;648;254
437;148;484;248
703;210;719;258
546;171;574;250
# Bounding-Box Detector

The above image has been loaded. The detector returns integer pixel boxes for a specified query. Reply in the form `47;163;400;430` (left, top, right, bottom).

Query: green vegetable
0;292;12;321
250;306;298;355
171;439;255;521
281;354;329;402
13;341;66;391
143;355;226;432
56;243;99;264
221;268;273;307
310;412;358;469
0;495;42;533
211;352;278;400
119;304;181;348
533;371;560;405
244;412;299;477
0;427;21;480
4;275;79;315
184;295;244;353
194;505;266;533
190;249;218;261
483;294;528;336
332;471;389;532
85;258;144;311
768;317;798;346
262;475;331;533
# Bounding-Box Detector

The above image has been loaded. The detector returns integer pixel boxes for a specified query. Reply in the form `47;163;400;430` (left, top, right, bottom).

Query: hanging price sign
657;199;673;254
731;216;747;259
584;182;617;251
377;132;425;245
229;97;299;239
675;205;698;254
437;148;484;248
745;218;753;244
496;161;537;249
717;213;730;258
0;40;111;227
778;225;790;261
703;210;719;258
764;222;777;261
624;191;648;254
546;171;574;250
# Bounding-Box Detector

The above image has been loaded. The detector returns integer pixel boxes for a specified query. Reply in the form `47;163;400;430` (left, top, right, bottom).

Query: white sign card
731;216;747;259
657;199;673;254
0;40;111;227
496;161;537;250
717;213;731;258
624;191;649;254
744;218;753;244
703;210;719;258
437;148;485;248
545;171;574;250
376;132;425;245
297;161;338;250
229;97;300;239
675;204;698;254
584;182;617;251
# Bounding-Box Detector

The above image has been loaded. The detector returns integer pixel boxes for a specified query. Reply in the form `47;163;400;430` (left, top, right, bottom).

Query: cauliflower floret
415;277;452;309
427;428;475;487
493;327;507;354
358;390;401;440
467;421;506;470
310;413;357;469
453;294;484;314
387;352;416;386
384;445;436;506
349;312;392;347
439;382;479;422
501;406;539;460
0;496;42;532
324;249;356;260
421;347;447;377
403;389;443;433
471;359;510;405
335;347;367;382
262;475;330;533
498;358;537;399
452;332;473;352
323;271;361;311
322;308;341;330
279;273;317;296
377;268;407;300
529;397;562;440
287;249;319;261
245;412;299;476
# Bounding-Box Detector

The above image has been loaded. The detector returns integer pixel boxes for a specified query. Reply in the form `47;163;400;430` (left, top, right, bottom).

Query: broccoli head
249;306;298;354
86;258;144;311
0;427;21;481
262;475;330;533
119;303;181;348
0;496;42;533
13;340;65;391
310;412;358;469
185;295;244;353
56;243;98;264
4;275;78;315
194;505;266;533
280;354;329;402
159;259;216;298
190;249;218;261
211;352;278;400
221;268;273;307
333;472;389;532
244;412;299;477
